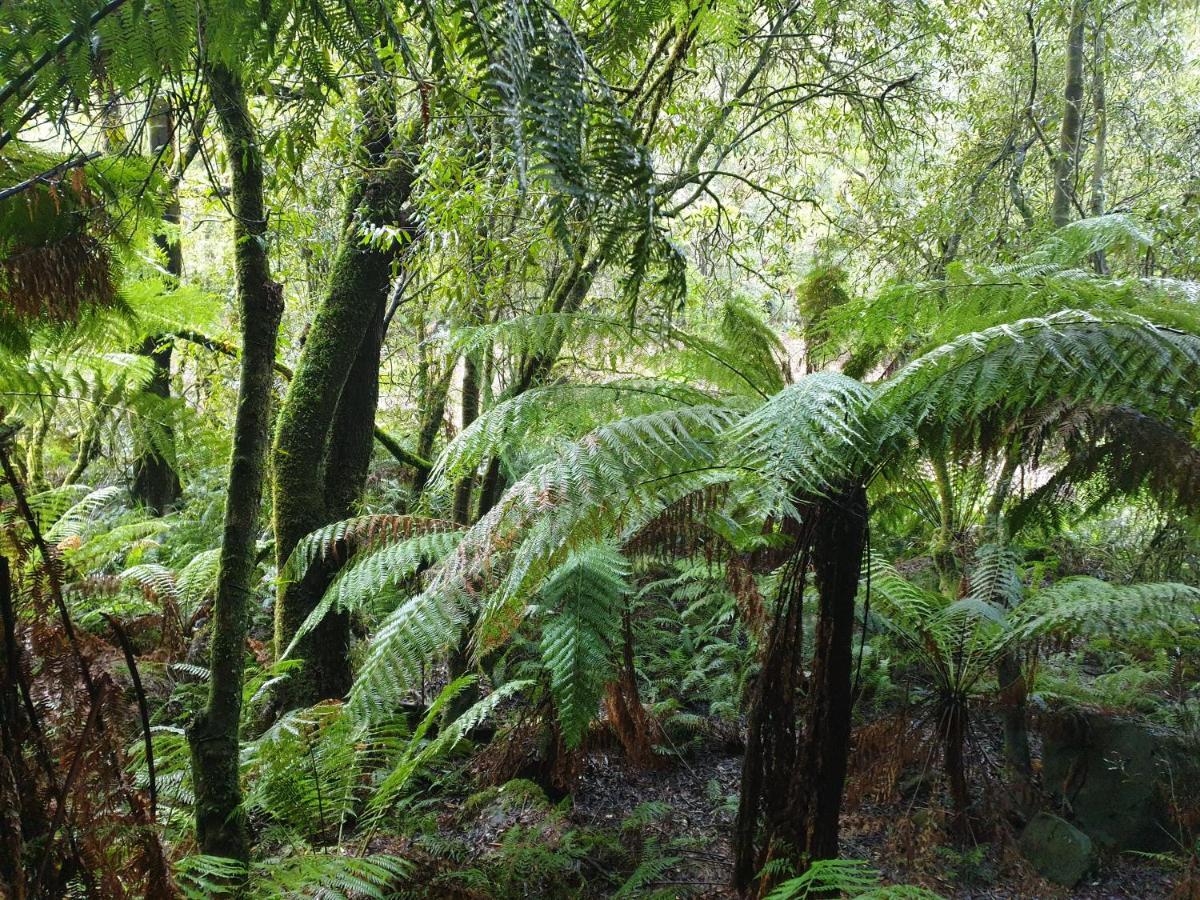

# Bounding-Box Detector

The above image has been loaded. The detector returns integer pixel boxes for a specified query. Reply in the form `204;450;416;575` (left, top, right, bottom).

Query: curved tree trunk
272;99;417;711
187;58;283;863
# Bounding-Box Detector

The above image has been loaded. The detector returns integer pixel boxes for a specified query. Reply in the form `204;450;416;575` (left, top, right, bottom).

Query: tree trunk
452;350;481;526
1052;0;1087;229
735;485;868;894
131;103;184;514
603;607;658;767
272;100;415;710
998;650;1033;776
941;698;971;837
187;59;283;863
1088;11;1108;274
409;353;455;494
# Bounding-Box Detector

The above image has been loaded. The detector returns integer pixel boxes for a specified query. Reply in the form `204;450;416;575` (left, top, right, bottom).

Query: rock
1040;710;1196;851
1019;812;1096;887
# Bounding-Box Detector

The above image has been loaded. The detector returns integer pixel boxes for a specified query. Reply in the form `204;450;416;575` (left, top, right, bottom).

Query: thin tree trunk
1008;139;1036;229
1088;11;1108;274
187;58;283;863
272;97;416;710
410;356;455;494
131;103;184;514
452;351;481;526
930;450;959;595
24;409;50;492
1052;0;1087;228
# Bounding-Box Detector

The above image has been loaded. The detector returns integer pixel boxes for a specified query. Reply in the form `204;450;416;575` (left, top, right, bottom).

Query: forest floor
567;735;1180;898
401;715;1185;898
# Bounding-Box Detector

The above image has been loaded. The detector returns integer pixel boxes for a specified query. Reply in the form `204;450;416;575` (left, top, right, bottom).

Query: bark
1052;0;1087;229
735;485;869;894
131;104;184;514
930;450;959;595
187;59;283;863
941;698;971;836
1088;12;1108;274
24;410;50;492
272;101;416;710
603;607;658;766
1008;139;1037;230
998;650;1033;775
452;350;481;526
980;445;1035;792
131;335;183;514
409;351;455;494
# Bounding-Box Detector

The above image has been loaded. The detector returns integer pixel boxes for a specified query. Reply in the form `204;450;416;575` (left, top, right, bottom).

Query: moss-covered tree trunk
131;104;183;515
272;102;416;711
187;59;283;863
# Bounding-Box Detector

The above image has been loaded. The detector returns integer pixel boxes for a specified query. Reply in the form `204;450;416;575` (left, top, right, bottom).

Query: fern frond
1014;578;1200;639
537;542;629;746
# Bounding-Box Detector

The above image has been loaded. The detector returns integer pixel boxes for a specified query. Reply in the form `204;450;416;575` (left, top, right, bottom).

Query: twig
101;613;157;820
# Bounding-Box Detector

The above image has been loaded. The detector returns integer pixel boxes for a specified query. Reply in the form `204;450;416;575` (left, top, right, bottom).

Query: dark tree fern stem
188;58;283;863
735;485;869;895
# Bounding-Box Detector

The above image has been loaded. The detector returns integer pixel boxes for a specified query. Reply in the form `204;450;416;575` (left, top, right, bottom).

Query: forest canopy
2;0;1200;897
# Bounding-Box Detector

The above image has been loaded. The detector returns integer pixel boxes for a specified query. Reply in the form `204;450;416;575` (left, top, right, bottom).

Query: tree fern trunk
187;58;283;863
735;485;868;895
941;697;971;837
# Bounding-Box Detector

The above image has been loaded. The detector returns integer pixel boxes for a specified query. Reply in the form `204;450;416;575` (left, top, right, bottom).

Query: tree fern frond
730;372;875;508
282;529;463;659
1014;578;1200;639
880;311;1200;453
428;377;721;488
537;542;629;746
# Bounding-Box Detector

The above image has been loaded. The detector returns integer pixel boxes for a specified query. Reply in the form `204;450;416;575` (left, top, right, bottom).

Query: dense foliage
2;0;1200;897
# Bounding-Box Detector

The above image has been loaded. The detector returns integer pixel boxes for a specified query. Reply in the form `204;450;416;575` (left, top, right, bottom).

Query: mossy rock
1040;710;1196;851
1019;812;1096;887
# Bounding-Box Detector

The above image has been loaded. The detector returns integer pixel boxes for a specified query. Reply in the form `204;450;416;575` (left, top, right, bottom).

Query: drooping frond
1013;578;1200;640
879;311;1200;455
359;675;531;831
279;514;459;587
350;404;740;720
1008;405;1200;531
175;849;410;899
43;485;124;542
282;528;463;658
428;377;721;488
